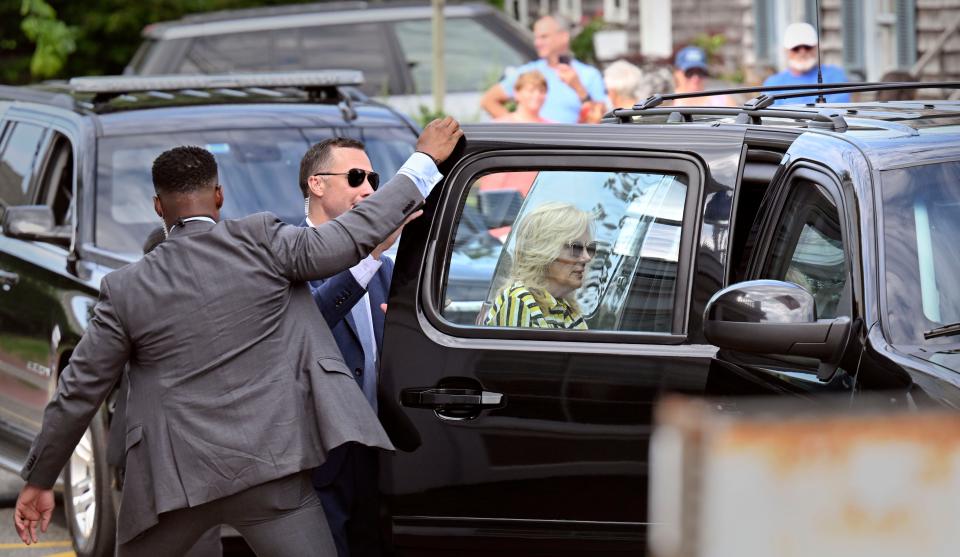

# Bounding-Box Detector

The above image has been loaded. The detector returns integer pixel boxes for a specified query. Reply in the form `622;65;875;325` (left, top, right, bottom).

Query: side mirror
703;280;850;364
1;205;71;247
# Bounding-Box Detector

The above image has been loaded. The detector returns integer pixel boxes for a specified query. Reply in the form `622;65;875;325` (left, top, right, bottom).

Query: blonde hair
514;70;548;93
509;202;593;310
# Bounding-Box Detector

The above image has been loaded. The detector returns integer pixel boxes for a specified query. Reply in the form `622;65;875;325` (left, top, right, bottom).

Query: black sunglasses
312;168;380;190
684;68;708;79
563;240;598;259
790;45;815;53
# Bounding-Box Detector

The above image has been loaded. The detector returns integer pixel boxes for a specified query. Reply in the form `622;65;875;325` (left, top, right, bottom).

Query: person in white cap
762;22;851;105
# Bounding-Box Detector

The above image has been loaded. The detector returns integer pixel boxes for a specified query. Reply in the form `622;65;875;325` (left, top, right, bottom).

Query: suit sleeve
21;278;131;488
266;174;424;283
311;271;366;327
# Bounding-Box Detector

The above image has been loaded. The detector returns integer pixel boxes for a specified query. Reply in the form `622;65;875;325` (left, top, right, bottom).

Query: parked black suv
0;71;424;556
5;76;960;557
376;83;960;554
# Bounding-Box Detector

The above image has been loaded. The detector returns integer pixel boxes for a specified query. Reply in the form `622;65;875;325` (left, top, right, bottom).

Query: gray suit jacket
20;174;424;544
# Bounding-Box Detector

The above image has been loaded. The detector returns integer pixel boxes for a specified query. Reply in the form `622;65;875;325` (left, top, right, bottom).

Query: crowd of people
480;14;913;123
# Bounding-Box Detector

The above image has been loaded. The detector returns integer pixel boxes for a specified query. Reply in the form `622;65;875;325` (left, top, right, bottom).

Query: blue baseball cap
674;46;708;73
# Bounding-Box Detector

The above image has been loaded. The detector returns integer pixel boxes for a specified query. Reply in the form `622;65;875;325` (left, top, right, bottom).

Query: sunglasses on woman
312;168;380;190
563;240;598;259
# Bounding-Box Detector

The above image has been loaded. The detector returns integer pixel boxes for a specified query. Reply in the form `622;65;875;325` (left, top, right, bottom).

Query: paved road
0;469;255;556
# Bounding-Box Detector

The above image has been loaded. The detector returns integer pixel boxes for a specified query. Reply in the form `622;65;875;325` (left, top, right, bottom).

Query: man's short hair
514;70;548;92
298;137;366;197
152;146;218;195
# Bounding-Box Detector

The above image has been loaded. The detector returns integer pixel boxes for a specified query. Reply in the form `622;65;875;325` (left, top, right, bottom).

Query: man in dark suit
13;118;463;556
298;138;398;556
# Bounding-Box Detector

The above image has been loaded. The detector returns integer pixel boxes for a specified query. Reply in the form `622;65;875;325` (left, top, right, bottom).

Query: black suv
0;71;421;556
375;83;960;554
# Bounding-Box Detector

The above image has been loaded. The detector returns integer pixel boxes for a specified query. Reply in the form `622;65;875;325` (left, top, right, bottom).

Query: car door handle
401;387;504;409
0;270;19;292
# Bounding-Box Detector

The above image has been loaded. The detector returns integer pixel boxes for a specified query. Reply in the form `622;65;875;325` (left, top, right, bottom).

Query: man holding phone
480;14;606;123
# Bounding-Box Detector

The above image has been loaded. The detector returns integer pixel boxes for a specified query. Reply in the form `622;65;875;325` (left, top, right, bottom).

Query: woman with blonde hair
484;202;596;329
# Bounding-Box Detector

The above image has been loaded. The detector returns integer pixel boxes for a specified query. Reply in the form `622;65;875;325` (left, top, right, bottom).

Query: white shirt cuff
348;255;382;288
397;152;443;198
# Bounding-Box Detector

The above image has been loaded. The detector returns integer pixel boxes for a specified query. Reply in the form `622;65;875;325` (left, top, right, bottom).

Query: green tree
0;0;322;84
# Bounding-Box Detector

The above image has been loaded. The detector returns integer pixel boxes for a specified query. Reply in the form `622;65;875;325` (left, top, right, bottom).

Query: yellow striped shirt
484;282;587;329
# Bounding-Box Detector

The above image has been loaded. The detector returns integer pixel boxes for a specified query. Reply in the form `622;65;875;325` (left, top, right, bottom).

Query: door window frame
748;164;854;319
420;149;705;345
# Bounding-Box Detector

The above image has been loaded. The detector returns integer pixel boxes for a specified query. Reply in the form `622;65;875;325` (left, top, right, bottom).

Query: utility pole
432;0;445;114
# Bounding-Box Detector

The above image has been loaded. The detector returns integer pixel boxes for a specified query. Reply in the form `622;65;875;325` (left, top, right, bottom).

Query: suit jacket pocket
317;357;354;378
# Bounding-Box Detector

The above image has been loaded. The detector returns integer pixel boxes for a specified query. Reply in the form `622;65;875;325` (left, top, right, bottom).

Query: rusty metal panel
650;397;960;557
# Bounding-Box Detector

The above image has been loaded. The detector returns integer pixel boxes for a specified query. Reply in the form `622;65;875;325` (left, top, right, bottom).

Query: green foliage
415;104;448;128
691;33;727;64
570;17;605;66
1;0;323;84
485;0;505;11
20;0;77;78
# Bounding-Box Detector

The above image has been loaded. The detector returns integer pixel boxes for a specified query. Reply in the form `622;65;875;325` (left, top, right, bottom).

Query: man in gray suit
12;117;463;556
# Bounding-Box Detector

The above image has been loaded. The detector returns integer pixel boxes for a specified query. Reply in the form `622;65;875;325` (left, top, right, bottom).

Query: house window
604;0;629;24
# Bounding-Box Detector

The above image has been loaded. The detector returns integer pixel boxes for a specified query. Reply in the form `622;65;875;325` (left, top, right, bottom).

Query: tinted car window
180;25;394;97
761;181;847;318
181;31;271;73
0;122;46;210
393;17;527;93
95;126;415;256
441;168;688;332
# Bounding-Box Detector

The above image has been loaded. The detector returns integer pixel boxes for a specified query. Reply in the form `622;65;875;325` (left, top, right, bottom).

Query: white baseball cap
783;22;818;49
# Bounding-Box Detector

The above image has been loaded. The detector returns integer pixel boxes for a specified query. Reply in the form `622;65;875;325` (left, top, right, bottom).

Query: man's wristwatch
579;92;591;103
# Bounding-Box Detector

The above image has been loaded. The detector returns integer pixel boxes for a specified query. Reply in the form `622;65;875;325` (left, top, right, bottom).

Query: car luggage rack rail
607;81;960;132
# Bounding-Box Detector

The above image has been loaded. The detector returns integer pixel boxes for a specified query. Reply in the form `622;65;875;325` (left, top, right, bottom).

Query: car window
95;126;416;256
441;168;689;332
761;180;847;318
36;133;74;228
393;17;527;93
0;122;46;213
180;26;395;97
881;160;960;345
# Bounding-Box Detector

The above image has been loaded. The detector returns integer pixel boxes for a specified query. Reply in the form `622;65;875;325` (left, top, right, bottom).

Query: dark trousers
118;471;335;557
314;444;381;557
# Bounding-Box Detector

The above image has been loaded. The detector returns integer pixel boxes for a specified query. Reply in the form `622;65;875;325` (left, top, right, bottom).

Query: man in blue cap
671;46;736;107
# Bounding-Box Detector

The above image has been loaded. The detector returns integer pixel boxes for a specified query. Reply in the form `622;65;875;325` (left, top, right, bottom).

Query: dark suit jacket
307;254;393;486
20;175;424;544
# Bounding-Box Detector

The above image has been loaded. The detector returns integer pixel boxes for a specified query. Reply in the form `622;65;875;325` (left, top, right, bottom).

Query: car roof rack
634;82;880;110
62;70;365;119
609;81;960;132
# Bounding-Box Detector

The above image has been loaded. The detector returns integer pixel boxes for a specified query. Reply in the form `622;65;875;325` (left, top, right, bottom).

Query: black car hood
910;349;960;374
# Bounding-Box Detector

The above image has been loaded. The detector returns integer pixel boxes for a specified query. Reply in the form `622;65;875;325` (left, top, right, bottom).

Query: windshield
95;126;415;256
882;160;960;346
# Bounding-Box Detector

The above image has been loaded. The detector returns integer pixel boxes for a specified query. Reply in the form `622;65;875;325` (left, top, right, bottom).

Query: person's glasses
563;240;598;259
790;45;815;53
684;68;708;79
312;168;380;190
